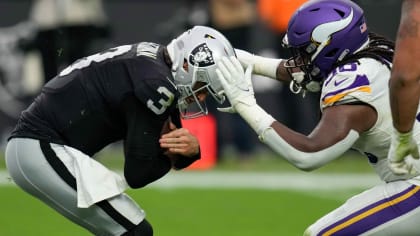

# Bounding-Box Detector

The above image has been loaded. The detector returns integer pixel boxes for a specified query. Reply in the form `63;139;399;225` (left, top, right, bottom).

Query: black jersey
10;42;180;156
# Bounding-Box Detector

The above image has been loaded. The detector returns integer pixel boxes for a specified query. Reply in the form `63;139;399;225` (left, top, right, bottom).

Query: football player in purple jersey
216;0;420;234
5;25;235;236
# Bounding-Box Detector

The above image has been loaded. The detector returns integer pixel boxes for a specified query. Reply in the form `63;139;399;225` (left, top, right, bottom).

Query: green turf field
0;185;365;236
0;148;374;236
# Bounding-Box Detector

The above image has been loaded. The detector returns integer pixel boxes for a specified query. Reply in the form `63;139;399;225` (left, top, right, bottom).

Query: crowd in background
0;0;401;162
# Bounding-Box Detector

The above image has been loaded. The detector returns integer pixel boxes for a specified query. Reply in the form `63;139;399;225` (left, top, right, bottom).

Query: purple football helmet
283;0;369;94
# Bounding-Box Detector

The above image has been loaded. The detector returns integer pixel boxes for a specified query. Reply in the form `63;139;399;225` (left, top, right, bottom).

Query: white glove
235;48;282;79
387;129;420;175
216;56;256;110
216;56;275;135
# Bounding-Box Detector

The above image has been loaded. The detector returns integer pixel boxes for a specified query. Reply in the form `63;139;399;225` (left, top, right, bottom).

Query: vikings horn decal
189;43;215;67
312;8;354;43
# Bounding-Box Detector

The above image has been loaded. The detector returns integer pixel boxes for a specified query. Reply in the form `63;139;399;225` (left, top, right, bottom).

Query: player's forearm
171;151;200;170
259;127;359;171
235;48;291;82
389;75;420;132
390;0;420;132
275;60;293;83
124;155;172;188
247;55;292;83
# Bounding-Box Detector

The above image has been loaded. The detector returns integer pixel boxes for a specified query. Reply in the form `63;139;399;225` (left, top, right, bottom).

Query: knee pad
122;219;153;236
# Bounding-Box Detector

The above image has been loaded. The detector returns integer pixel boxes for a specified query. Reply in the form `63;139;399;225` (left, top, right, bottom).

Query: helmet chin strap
289;71;321;97
289;71;304;95
289;80;304;95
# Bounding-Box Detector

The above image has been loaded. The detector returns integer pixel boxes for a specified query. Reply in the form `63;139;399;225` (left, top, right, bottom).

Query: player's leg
303;181;420;235
121;219;153;236
5;138;150;235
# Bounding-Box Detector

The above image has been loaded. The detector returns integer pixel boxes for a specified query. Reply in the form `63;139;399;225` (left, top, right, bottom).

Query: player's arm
234;48;292;82
121;95;172;189
159;111;201;170
216;56;375;170
389;0;420;133
387;0;420;175
262;104;374;170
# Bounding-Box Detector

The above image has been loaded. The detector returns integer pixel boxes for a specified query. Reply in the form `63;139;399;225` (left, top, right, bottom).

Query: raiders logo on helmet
189;43;214;67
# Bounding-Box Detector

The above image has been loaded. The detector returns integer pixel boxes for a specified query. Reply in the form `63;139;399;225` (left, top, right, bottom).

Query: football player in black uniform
5;26;235;236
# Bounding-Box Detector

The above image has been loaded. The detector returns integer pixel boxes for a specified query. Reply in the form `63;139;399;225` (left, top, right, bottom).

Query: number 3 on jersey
59;45;132;76
147;87;175;115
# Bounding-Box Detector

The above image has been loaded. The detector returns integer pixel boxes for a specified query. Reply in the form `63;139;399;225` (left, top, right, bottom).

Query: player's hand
388;129;420;175
216;56;255;113
159;128;199;157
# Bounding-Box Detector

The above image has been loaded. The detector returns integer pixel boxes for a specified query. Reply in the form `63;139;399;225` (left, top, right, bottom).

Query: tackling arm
216;57;374;171
259;104;372;171
235;49;291;82
260;127;359;171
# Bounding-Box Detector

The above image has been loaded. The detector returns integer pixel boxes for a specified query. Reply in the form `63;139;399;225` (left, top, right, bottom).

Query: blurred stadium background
0;0;400;235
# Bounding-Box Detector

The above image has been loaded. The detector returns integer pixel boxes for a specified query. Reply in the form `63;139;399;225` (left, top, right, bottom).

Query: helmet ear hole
325;48;339;58
309;7;320;12
182;58;189;72
334;9;345;17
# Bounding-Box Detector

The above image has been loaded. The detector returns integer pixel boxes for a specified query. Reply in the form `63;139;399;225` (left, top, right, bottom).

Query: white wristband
235;103;275;135
235;48;281;79
253;55;282;79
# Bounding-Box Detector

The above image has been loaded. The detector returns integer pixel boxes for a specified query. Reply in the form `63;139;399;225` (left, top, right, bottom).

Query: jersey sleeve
127;57;179;119
120;95;172;188
321;62;373;109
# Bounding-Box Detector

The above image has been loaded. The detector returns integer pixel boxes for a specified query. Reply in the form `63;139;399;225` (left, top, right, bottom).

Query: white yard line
0;170;381;190
150;171;381;190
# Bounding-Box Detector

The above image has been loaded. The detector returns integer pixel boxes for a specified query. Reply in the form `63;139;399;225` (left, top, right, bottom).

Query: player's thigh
5;138;69;199
5;138;144;235
304;181;420;236
6;138;102;232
